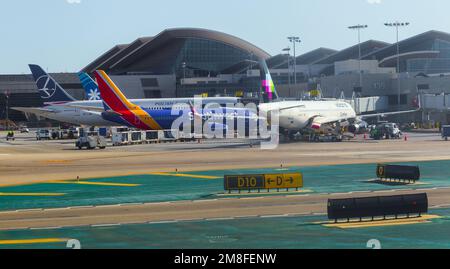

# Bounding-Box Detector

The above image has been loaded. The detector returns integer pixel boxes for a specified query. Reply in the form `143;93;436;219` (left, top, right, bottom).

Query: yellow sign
235;90;244;97
224;173;303;190
264;173;303;189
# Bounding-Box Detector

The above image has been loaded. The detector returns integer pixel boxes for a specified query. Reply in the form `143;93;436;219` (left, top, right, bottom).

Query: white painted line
148;220;179;224
119;203;144;207
373;190;396;193
330;193;346;196
312;212;327;216
91;223;121;228
260;214;289;218
177;218;202;222
193;199;218;203
29;227;62;230
67;206;94;210
205;217;235;221
94;204;121;208
15;208;43;212
285;213;311;217
431;204;450;209
239;197;264;200
235;215;258;219
117;221;147;226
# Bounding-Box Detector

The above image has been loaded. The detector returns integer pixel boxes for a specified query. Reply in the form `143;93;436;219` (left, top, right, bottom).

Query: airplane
13;65;114;126
92;70;260;132
257;60;420;139
13;65;241;126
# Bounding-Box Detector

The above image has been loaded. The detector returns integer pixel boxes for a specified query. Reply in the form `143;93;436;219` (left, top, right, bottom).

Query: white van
36;129;51;140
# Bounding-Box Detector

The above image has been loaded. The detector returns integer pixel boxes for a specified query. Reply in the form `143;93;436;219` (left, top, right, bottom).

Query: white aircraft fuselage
258;100;357;131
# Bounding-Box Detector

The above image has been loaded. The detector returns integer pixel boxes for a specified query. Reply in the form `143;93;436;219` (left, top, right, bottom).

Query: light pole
4;91;9;131
348;24;368;90
288;36;301;87
385;21;410;108
283;47;291;90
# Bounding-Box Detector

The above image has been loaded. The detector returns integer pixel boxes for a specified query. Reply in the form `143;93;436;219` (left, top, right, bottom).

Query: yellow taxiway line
0;238;68;245
46;181;140;187
149;172;221;180
0;192;66;197
323;214;441;229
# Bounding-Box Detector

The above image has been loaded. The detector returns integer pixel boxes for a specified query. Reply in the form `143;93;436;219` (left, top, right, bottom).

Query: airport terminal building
3;28;450;125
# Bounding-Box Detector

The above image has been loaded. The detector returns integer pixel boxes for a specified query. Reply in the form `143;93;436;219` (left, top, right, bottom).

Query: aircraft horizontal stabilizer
65;104;105;112
12;107;56;115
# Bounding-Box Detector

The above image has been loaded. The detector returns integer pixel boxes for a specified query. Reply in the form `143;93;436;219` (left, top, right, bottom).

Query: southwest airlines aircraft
93;70;259;131
257;60;419;136
13;65;240;126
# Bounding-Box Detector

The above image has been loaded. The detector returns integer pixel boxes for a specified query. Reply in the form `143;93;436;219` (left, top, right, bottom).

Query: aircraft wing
358;109;420;120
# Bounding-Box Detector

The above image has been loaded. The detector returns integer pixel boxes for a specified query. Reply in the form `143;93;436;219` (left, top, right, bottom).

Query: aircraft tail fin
78;72;102;101
259;60;278;103
28;64;75;103
94;70;136;113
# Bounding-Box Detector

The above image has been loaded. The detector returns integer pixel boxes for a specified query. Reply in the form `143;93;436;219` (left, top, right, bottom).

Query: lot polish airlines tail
78;72;102;101
94;70;163;130
28;64;75;104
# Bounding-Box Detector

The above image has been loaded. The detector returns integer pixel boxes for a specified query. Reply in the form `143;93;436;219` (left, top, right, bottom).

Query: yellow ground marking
322;214;441;229
216;189;313;197
149;172;221;180
0;238;68;245
0;192;66;197
46;181;140;187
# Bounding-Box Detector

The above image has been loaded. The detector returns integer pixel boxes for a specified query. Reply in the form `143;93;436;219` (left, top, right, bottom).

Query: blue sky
0;0;449;74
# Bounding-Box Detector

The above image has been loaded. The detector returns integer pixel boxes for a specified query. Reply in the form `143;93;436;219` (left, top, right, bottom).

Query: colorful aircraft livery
262;79;275;101
95;70;163;130
259;60;278;101
78;72;102;101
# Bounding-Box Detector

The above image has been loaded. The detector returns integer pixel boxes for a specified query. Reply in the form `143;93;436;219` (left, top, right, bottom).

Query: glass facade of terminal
175;38;251;77
407;39;450;74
